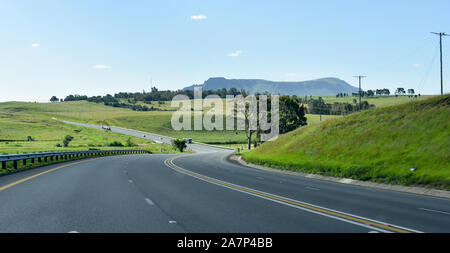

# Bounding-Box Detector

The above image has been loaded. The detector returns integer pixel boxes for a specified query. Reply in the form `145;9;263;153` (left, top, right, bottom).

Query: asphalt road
0;121;449;233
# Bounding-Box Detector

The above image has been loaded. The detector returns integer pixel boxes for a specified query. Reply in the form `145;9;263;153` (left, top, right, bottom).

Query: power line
416;43;440;94
431;32;449;95
353;75;366;111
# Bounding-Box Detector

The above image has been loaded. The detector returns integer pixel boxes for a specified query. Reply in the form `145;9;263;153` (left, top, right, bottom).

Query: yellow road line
166;157;418;233
0;159;96;192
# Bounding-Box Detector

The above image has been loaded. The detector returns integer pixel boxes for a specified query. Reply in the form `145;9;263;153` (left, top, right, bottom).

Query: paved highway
0;121;449;232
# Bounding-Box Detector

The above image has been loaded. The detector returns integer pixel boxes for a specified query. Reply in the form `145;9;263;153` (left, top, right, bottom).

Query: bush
27;136;35;141
109;141;124;147
171;139;187;152
63;135;74;147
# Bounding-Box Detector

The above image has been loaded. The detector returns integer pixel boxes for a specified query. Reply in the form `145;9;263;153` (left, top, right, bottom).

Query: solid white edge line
418;207;450;215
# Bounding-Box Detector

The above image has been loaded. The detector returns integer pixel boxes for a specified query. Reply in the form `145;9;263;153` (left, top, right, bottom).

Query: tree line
50;88;248;111
304;97;375;115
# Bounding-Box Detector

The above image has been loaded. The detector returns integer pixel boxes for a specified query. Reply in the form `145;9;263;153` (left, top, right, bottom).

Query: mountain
183;77;359;96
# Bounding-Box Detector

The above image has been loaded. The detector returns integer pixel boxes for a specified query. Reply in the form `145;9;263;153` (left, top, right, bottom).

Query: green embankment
242;95;450;189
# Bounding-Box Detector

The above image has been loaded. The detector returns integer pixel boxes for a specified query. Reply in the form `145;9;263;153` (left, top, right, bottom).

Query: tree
278;95;307;134
62;135;74;147
395;88;406;96
171;139;187;152
50;96;59;103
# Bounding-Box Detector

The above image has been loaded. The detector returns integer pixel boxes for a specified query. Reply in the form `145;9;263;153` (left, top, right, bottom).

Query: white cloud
190;14;207;20
286;72;297;77
228;50;243;57
31;43;39;47
413;64;420;68
94;64;112;69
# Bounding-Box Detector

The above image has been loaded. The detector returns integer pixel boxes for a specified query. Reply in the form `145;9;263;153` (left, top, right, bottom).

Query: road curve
0;121;448;232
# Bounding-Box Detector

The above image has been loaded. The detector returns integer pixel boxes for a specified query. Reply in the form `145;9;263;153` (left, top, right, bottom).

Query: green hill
242;95;450;189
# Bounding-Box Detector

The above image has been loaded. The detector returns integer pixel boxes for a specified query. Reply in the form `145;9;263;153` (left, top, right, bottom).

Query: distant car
184;138;192;144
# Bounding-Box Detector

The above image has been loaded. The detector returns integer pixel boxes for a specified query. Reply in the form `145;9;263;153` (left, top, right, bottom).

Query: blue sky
1;0;449;102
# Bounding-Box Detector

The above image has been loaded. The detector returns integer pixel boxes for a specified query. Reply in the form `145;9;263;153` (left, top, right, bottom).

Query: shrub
171;139;186;152
63;135;74;147
109;141;124;147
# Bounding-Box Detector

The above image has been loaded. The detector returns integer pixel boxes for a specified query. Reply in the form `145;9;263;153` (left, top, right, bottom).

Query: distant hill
242;94;450;189
183;77;359;96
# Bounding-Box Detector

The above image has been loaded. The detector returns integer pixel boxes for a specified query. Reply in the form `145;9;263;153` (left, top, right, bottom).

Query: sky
1;0;450;102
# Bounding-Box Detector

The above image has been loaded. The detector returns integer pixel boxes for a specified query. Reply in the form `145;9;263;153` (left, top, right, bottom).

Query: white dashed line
145;198;154;205
169;220;177;224
305;187;320;191
128;179;133;183
68;231;79;233
368;231;380;233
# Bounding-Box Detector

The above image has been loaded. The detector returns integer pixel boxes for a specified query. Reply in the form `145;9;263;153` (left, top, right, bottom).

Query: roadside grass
242;95;450;189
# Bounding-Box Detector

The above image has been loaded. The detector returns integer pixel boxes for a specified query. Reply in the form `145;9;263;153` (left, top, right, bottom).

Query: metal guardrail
0;149;150;170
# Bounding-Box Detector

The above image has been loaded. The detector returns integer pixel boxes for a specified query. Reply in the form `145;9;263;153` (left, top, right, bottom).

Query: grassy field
242;95;450;189
0;101;253;145
0;95;428;151
0;102;175;154
310;95;433;108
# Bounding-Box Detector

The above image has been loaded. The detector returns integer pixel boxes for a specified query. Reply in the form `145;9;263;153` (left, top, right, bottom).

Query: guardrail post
31;158;35;163
13;160;17;169
2;161;5;170
23;159;27;166
38;157;42;163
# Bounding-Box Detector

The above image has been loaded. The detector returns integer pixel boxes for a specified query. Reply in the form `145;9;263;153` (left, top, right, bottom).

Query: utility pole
353;75;366;111
431;32;449;95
